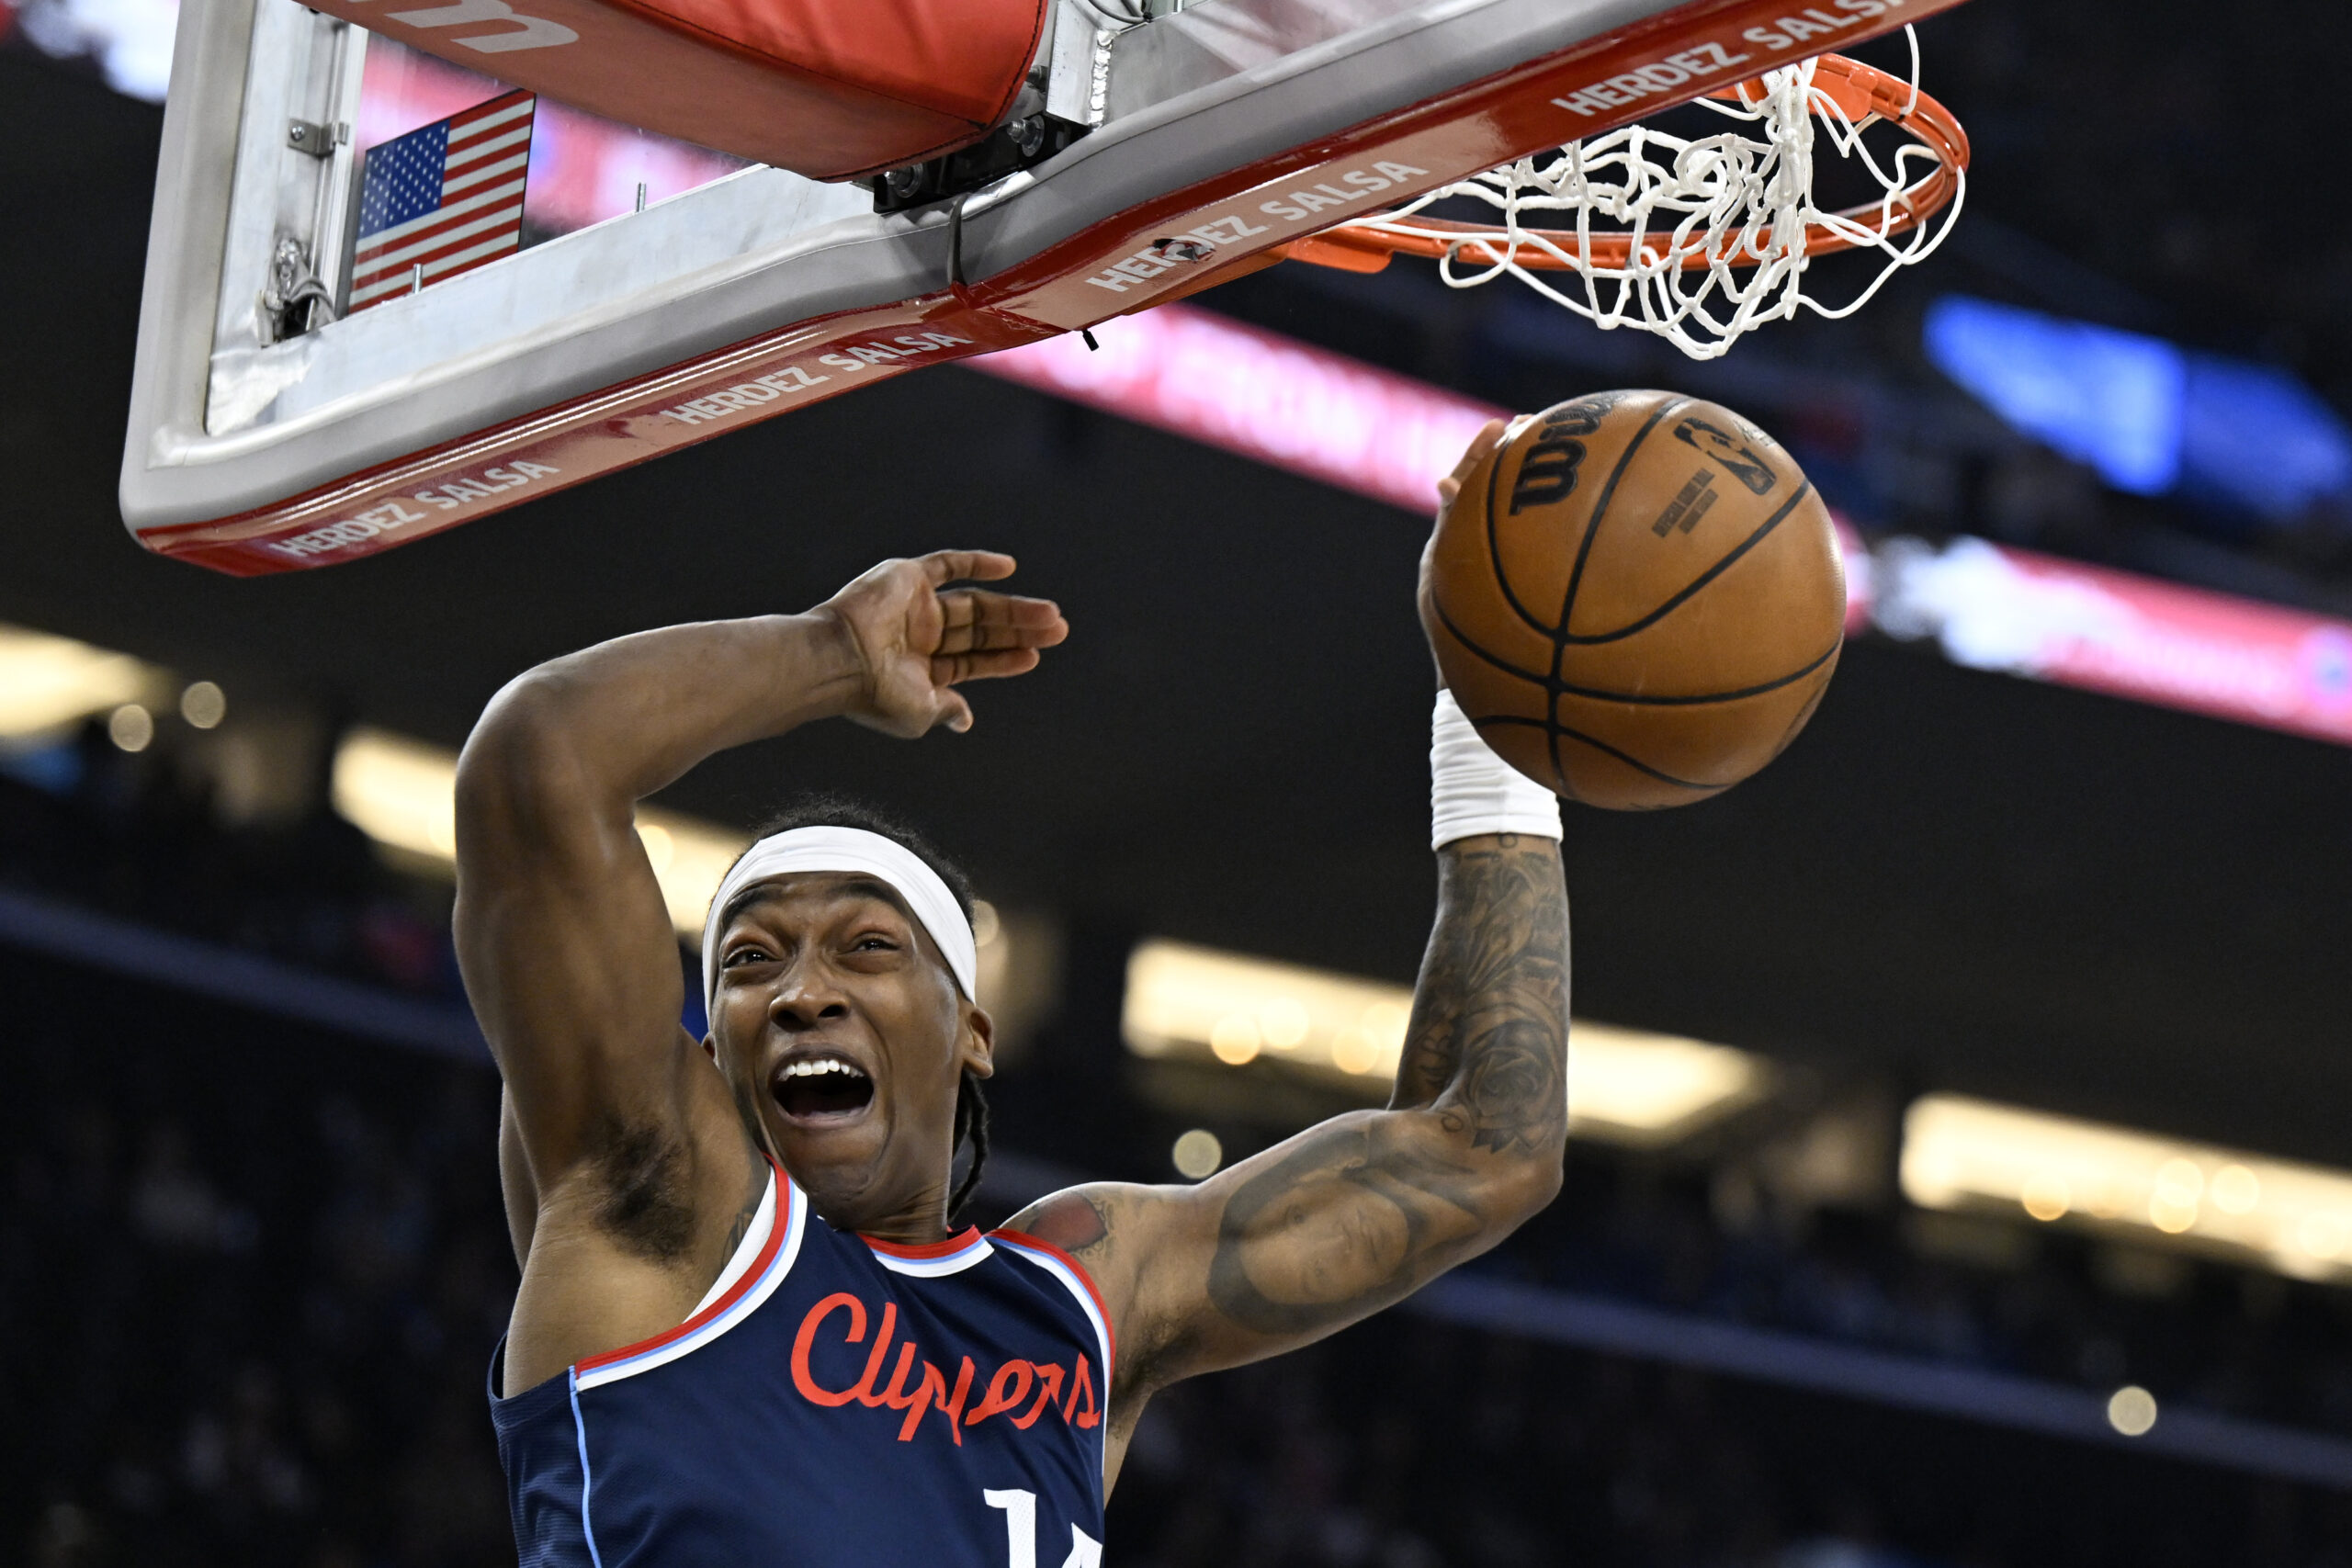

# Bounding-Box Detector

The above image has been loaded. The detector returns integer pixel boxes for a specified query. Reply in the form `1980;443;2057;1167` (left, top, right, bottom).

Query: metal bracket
1046;0;1127;128
261;233;337;343
871;113;1091;215
285;118;347;157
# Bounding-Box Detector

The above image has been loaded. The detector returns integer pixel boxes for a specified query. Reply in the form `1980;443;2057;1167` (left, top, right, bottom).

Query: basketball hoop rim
1293;54;1971;276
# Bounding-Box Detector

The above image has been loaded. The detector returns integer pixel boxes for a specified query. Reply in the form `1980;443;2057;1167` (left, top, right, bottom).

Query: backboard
121;0;1966;573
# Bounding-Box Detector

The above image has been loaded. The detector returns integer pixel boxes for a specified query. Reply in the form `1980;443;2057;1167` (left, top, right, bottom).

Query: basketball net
1305;32;1969;361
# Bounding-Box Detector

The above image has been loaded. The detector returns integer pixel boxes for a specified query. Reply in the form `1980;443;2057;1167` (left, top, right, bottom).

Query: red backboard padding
318;0;1047;178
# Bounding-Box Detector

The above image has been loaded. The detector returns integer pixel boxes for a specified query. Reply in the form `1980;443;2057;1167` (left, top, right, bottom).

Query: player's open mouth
771;1053;874;1122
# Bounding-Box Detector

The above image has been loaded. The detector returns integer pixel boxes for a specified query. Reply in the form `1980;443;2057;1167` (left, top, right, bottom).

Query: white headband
699;826;978;1010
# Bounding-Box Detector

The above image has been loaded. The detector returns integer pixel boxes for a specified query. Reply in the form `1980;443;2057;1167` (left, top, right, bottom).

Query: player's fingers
938;591;1068;653
941;589;1062;629
1437;419;1508;511
933;648;1043;685
1451;419;1507;482
920;549;1017;586
938;690;977;734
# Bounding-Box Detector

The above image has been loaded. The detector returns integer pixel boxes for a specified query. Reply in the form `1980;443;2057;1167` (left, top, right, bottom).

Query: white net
1337;37;1965;360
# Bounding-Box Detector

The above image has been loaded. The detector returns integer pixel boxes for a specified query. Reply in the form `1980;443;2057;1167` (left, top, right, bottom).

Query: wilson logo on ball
1510;438;1587;513
1507;399;1613;513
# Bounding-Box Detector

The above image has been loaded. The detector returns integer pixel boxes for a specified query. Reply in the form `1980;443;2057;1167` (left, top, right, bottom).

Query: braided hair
949;1066;992;1220
736;795;991;1221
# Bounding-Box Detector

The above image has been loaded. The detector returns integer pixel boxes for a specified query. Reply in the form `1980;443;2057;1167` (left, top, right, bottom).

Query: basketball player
461;423;1568;1563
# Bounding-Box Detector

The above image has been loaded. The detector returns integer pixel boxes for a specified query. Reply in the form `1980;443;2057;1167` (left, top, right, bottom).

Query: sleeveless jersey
491;1161;1112;1568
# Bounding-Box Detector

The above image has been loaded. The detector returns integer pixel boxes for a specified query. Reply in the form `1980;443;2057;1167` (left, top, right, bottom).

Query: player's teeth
783;1059;865;1078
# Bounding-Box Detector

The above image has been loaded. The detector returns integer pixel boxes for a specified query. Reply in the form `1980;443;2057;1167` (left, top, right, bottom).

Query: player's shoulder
1002;1179;1193;1272
1003;1183;1118;1258
1001;1179;1217;1405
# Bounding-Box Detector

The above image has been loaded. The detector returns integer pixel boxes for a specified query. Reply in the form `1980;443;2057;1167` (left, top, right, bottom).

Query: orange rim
1299;54;1971;275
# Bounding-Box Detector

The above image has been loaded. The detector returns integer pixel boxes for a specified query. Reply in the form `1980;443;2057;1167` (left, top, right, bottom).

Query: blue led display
1924;295;2352;525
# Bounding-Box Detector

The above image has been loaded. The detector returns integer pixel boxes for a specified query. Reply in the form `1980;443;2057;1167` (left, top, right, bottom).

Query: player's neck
816;1179;961;1247
859;1214;967;1247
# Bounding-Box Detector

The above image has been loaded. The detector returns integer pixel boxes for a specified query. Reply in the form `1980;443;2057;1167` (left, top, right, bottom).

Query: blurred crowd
0;719;464;1005
6;976;509;1567
1498;1152;2352;1446
11;941;2352;1567
10;730;2352;1566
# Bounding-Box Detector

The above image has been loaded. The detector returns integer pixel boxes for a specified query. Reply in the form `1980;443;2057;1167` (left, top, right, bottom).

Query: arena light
1568;1022;1767;1144
12;0;180;101
0;625;163;742
1871;536;2352;749
1902;1094;2352;1282
330;728;745;934
1925;295;2352;521
1122;939;1763;1145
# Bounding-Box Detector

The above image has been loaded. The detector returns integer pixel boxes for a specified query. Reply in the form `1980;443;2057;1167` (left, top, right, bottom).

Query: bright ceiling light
1124;940;1413;1075
0;625;161;741
1903;1094;2352;1281
330;728;745;934
333;728;463;860
1564;1022;1768;1146
638;810;751;936
1121;939;1764;1145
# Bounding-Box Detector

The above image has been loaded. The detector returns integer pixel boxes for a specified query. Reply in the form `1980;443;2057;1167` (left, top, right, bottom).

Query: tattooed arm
1008;420;1563;1488
1007;830;1568;1486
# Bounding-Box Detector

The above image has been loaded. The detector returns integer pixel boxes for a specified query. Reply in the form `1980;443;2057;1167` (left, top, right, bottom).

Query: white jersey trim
572;1166;805;1392
867;1234;995;1277
688;1174;775;1317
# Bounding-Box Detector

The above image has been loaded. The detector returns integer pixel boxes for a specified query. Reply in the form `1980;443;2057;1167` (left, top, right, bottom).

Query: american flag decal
348;89;535;313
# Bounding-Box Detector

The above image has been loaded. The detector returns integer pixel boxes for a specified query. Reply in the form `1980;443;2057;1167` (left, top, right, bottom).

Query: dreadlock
735;794;991;1221
949;1067;991;1221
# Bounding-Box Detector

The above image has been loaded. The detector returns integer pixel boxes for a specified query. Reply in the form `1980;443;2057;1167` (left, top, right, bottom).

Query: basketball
1421;390;1846;811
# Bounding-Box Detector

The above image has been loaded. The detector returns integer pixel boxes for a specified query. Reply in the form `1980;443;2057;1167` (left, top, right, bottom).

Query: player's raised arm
456;551;1064;1390
1006;427;1573;1472
1009;825;1566;1429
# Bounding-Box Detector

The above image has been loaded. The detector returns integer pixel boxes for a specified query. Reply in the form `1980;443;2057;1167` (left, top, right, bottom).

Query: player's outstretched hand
820;550;1069;738
1419;418;1510;680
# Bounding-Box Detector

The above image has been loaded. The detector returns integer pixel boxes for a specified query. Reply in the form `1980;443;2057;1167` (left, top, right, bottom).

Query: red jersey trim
863;1226;985;1259
574;1157;791;1375
989;1227;1117;1380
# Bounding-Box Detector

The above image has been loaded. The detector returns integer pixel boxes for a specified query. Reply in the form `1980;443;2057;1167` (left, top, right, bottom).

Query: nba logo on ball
1421;390;1847;810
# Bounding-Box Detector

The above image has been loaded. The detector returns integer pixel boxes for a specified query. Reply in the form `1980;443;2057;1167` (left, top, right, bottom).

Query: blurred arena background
9;2;2352;1562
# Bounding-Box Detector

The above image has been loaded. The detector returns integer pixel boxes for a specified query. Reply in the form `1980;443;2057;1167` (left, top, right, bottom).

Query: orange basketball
1421;389;1845;810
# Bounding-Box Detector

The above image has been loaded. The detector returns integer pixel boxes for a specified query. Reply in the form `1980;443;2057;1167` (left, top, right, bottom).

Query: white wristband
1430;688;1563;850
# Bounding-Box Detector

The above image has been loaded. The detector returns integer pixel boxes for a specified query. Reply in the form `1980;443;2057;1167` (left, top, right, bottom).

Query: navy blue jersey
491;1162;1112;1567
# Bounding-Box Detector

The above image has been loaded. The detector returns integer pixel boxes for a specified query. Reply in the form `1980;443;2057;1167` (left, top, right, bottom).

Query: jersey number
983;1488;1102;1568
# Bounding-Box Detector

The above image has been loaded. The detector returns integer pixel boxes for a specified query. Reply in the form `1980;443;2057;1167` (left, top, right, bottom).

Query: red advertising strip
972;307;1887;604
1874;538;2352;748
972;313;2352;750
1834;517;1872;635
974;305;1508;513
